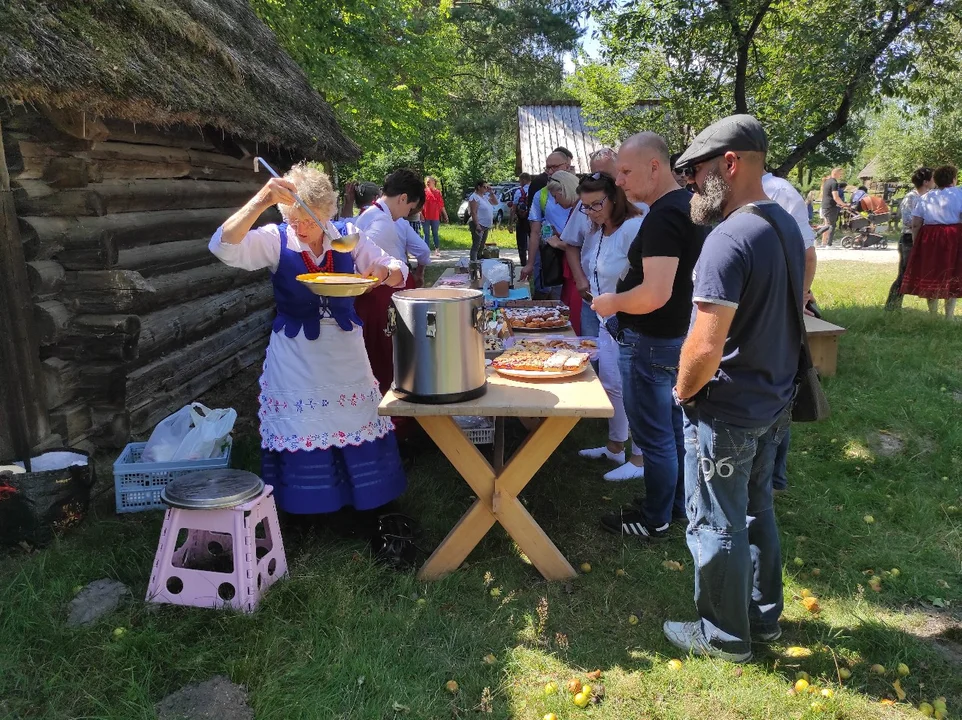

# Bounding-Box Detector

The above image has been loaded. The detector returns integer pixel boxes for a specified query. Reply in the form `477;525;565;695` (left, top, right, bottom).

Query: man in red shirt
423;176;449;258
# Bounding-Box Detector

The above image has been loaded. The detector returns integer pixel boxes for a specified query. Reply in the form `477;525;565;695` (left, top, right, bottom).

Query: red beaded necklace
301;249;334;274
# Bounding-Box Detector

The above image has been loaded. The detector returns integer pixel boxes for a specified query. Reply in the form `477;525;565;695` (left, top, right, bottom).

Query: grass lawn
2;259;961;720
435;223;520;252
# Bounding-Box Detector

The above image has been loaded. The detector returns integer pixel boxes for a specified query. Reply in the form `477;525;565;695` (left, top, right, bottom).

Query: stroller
837;206;889;249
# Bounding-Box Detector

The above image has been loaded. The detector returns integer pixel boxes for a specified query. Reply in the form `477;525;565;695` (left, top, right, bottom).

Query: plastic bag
481;259;510;289
142;403;237;462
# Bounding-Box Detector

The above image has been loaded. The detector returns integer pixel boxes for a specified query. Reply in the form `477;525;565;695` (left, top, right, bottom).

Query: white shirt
208;221;407;283
394;219;432;267
529;188;574;236
762;173;815;248
469;192;495;228
912;186;962;225
562;201;649;280
583;216;645;297
354;202;430;265
512;184;531;205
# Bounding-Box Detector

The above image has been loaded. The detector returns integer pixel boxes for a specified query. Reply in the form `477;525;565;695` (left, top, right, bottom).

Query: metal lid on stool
161;469;265;509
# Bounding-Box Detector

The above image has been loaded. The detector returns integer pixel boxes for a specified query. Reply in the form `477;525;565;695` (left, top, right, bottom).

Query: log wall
1;106;288;450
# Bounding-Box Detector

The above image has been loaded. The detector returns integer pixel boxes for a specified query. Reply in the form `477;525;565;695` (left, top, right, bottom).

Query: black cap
674;114;768;170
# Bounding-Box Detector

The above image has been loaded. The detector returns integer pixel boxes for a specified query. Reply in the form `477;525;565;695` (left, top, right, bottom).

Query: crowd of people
206;109;959;664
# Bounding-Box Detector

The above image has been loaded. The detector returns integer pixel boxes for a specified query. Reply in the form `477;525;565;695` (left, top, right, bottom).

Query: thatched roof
858;157;880;180
0;0;360;161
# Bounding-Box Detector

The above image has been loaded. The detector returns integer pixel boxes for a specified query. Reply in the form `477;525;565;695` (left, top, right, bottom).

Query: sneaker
579;446;625;464
603;461;645;482
663;621;753;663
600;509;669;540
752;625;782;643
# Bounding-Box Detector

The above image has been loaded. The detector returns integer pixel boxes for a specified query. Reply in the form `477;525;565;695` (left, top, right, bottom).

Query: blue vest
271;223;363;338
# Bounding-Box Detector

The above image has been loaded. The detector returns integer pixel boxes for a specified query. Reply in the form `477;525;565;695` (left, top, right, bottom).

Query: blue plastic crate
113;439;232;513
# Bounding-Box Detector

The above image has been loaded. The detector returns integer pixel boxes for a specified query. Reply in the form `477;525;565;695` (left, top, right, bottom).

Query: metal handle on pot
473;306;486;334
385;306;397;336
426;311;437;338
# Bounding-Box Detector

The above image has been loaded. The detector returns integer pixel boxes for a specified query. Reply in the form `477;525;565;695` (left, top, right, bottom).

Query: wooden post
0;119;50;464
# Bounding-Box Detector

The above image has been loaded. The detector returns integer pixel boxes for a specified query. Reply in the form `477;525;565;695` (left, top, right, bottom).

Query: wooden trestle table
379;363;613;581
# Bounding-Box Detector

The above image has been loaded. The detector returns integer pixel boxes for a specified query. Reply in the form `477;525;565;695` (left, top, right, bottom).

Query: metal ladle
254;157;359;253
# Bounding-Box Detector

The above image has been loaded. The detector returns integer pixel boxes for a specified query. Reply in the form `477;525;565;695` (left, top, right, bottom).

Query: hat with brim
674;114;768;171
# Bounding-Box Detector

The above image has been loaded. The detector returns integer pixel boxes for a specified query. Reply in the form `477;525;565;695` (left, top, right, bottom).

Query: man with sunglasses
591;132;706;525
664;115;804;663
521;148;575;297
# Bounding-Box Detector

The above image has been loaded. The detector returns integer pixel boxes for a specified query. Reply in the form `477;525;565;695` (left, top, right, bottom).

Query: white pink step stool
146;469;287;613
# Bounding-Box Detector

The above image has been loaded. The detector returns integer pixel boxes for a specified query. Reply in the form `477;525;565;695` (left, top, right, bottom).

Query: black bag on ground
735;203;831;422
0;449;95;547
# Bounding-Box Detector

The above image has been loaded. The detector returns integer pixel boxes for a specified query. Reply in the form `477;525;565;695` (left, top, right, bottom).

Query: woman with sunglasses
574;173;645;477
209;163;409;524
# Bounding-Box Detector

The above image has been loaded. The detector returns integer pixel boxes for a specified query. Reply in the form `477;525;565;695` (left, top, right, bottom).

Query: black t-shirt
821;178;839;210
616;189;706;338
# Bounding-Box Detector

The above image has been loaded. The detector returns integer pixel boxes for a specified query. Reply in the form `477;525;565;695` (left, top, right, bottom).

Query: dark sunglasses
679;154;740;179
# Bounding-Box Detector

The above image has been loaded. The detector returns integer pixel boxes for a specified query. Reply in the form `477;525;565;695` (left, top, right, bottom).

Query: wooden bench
805;315;846;377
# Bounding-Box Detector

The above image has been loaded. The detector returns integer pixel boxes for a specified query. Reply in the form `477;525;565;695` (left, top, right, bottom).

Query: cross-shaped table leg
415;414;579;581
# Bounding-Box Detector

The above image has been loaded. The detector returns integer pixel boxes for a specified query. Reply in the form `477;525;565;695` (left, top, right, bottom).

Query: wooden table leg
493;417;505;472
415;414;580;581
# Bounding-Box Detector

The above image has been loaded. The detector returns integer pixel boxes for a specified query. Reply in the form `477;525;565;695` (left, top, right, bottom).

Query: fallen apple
544;681;558;695
567;678;583;694
581;684;592;696
483;653;497;664
668;659;683;670
811;568;822;577
810;701;825;712
573;692;589;708
821;688;834;698
544;714;558;720
889;568;901;578
615;569;626;577
934;698;947;713
580;562;592;573
794;679;811;693
838;668;852;680
796;671;811;682
896;662;910;677
587;669;602;680
785;646;813;658
919;702;934;717
801;588;813;598
802;596;821;613
794;557;805;567
112;627;126;638
864;515;875;524
416;598;427;606
628;614;639;625
870;664;886;675
490;587;501;597
446;680;459;693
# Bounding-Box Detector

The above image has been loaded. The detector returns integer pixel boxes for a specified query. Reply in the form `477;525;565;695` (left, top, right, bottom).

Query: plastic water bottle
540;222;554;244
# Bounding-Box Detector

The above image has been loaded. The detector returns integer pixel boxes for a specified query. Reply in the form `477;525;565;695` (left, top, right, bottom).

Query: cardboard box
492;280;510;298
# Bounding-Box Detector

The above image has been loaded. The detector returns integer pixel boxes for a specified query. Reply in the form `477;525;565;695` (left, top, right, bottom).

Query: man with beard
590;132;705;530
664;115;804;662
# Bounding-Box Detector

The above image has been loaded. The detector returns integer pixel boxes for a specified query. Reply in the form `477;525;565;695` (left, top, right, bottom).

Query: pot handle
473;306;485;334
385;306;397;336
426;311;437;338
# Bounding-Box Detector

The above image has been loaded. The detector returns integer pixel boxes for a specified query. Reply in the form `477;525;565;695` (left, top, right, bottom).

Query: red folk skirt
901;224;962;299
561;256;583;335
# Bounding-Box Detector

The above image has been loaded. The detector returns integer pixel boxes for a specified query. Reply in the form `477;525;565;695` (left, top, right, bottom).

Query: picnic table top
804;315;847;336
379;364;613;419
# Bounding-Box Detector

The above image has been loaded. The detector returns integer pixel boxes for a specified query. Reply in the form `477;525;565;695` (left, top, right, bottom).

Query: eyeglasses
289;215;319;230
679;154;740;179
545;163;567;173
579;197;607;214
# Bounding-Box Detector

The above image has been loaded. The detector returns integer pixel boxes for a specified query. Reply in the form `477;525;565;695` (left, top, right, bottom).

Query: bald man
666;115;804;663
593;132;705;528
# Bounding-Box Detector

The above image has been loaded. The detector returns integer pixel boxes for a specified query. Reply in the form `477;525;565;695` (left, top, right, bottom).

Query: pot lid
160;469;264;509
394;288;483;301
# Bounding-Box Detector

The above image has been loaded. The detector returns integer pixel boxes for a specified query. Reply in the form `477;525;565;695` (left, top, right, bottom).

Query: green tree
582;0;958;175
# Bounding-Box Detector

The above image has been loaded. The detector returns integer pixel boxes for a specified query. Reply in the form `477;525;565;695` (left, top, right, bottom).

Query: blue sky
563;15;602;74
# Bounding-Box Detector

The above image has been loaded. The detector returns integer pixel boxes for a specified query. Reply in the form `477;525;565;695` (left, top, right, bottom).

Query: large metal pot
387;288;486;403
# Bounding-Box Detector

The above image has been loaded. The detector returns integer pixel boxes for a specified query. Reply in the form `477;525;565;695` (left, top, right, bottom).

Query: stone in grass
156;676;254;720
67;579;131;627
873;431;904;458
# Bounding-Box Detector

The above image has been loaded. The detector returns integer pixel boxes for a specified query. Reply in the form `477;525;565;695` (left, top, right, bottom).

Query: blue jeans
773;428;790;490
616;329;685;526
424;219;441;250
683;407;790;655
580;301;599;337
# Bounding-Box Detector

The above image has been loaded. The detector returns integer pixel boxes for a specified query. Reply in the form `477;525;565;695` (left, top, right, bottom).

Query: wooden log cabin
0;0;360;458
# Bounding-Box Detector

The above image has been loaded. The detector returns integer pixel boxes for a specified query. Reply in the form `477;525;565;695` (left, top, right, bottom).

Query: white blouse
209;220;408;284
584;216;645;297
912;186;962;226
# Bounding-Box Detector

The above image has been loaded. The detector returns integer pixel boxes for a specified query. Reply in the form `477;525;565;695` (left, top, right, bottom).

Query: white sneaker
663;620;752;663
603;461;645;482
578;446;625;464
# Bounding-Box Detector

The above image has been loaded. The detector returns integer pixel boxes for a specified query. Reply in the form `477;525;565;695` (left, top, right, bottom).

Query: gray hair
589;147;618;163
546;171;579;206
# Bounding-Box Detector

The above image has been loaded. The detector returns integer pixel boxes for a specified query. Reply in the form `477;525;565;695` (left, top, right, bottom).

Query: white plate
494;364;589;380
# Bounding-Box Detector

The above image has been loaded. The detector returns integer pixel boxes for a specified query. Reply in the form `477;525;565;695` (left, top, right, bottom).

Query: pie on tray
492;346;590;373
503;305;570;329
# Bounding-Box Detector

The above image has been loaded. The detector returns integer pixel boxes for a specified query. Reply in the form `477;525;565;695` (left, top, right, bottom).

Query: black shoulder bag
736;203;831;422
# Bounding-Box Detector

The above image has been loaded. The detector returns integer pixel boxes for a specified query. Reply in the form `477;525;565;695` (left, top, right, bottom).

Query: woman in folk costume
209;163;408;517
903;164;962;319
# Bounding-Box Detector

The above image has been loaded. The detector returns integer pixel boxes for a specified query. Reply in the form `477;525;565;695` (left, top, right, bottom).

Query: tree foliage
250;0;587;195
569;0;959;176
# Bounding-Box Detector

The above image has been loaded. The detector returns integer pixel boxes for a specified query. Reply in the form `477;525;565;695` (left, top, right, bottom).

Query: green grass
2;260;961;719
435;223;520;252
